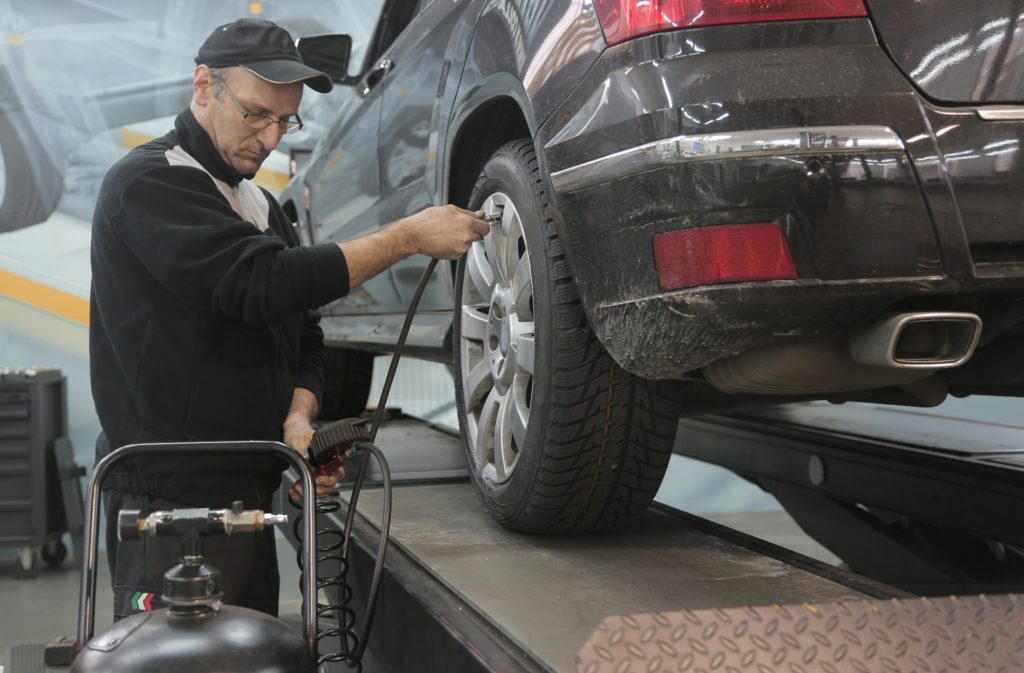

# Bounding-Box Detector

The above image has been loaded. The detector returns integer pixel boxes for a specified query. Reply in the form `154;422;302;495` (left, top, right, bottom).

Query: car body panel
309;0;606;353
378;0;479;312
306;88;386;315
294;1;1024;396
539;21;943;372
910;104;1024;274
865;0;1024;104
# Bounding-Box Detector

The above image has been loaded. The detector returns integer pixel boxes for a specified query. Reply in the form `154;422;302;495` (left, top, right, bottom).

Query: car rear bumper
539;19;1024;379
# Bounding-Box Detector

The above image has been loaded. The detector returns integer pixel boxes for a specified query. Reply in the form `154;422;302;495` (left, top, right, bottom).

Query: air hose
290;257;440;670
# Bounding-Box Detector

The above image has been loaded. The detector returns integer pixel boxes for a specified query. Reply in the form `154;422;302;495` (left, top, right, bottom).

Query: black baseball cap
196;18;333;93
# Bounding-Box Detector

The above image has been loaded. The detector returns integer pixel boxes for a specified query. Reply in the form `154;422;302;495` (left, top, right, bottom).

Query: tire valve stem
484;207;503;234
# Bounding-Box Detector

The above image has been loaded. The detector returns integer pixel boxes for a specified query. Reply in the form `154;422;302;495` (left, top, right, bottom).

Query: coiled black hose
291;258;437;669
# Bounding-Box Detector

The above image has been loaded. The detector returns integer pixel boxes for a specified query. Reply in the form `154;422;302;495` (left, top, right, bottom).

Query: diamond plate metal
577;594;1024;672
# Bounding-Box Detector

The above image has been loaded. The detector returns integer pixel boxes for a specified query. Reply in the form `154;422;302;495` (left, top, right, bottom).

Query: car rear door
306;82;390;315
868;0;1024;271
308;0;406;316
376;0;478;312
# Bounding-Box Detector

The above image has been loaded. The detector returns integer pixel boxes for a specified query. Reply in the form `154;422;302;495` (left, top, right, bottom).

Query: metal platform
301;417;1024;672
578;593;1024;672
676;403;1024;594
297;419;899;672
331;480;893;673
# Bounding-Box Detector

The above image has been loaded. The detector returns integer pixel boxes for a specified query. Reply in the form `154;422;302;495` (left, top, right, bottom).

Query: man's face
196;66;303;176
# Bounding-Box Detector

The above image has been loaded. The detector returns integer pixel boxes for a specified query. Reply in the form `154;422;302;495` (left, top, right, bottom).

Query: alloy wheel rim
459;193;535;485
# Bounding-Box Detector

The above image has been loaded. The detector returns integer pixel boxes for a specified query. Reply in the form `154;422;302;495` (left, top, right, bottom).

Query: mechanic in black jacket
89;18;488;620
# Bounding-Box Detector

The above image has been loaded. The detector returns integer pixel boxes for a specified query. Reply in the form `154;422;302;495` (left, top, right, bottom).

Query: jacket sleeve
264;188;328;404
293;308;326;403
109;164;349;323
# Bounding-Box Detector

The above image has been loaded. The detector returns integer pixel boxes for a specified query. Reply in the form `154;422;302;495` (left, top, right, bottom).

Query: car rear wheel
454;139;679;533
0;80;63;232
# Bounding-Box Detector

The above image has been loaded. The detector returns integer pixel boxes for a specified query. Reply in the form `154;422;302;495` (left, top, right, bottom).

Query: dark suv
283;0;1024;533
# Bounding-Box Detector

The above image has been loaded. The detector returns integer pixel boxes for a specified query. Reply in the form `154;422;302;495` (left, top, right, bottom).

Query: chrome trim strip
550;126;905;193
977;106;1024;121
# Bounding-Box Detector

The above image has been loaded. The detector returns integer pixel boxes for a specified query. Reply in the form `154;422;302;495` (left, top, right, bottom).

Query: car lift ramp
675;402;1024;595
311;418;1024;673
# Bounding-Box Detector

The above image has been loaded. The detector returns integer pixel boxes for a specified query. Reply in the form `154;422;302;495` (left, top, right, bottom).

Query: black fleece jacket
90;109;349;497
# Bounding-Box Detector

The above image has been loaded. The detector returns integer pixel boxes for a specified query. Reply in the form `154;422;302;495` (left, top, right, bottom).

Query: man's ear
193;65;214;106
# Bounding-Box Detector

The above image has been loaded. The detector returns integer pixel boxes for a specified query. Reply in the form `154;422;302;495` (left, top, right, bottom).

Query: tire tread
459;139;678;533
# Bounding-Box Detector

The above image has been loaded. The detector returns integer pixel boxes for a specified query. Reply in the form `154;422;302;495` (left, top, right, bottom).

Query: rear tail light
593;0;867;45
653;223;798;291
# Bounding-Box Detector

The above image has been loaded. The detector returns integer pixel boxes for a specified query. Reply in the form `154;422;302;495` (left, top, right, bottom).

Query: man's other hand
288;470;344;501
283;414;344;499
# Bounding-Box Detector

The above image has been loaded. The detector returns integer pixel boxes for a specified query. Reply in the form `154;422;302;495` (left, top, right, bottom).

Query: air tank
72;505;315;673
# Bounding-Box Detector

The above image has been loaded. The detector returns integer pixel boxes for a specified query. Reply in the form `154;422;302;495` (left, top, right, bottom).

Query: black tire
320;346;375;421
0;86;63;232
40;538;68;568
453;139;679;533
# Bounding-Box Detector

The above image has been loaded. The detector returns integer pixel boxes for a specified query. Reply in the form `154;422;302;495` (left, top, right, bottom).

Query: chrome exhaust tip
850;312;982;369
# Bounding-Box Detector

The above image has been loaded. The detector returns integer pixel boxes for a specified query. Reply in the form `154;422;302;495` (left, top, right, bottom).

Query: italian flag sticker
130;592;156;611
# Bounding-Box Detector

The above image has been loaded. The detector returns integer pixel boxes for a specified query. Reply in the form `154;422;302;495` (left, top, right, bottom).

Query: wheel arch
445;92;533;209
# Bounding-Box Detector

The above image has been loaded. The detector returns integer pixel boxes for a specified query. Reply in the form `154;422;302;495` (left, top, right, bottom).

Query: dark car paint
289;0;605;336
377;0;480;312
912;104;1024;271
535;17;1024;380
541;21;940;294
866;0;1024;104
287;0;1024;393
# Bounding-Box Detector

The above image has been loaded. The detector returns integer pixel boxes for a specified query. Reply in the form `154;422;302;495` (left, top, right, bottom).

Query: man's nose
257;123;286;150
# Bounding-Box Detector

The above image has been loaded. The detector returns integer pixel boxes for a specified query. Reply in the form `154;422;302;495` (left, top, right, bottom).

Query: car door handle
359;57;394;97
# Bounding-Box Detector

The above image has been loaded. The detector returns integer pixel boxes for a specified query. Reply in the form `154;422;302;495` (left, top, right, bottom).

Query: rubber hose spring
293;258;431;669
289;492;361;669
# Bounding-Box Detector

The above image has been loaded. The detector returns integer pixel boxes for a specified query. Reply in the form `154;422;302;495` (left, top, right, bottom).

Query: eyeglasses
214;74;303;135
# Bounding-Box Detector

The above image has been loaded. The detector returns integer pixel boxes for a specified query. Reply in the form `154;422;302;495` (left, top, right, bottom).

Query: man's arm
111;166;350;323
339;205;490;288
283;387;318;457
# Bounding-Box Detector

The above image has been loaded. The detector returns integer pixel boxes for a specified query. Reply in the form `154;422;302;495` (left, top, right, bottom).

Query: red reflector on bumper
653;223;798;291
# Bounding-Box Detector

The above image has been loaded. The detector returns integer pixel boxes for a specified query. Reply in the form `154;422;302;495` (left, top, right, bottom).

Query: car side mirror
296;34;359;87
289;148;313;178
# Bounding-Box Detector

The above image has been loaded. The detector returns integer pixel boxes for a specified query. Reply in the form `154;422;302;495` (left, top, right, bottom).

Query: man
90;18;488;620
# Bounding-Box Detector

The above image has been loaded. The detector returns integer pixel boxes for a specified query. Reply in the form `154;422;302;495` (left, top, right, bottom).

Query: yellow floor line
2;122;289;329
0;269;89;326
0;295;88;358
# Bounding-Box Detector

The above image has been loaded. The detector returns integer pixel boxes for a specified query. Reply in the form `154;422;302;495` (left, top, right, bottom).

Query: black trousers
104;489;280;620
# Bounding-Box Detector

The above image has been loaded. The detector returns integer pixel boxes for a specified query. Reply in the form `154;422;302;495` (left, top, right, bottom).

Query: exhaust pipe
849;312;982;369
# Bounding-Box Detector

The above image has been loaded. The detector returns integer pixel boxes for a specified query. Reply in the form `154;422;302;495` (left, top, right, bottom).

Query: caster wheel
41;538;68;567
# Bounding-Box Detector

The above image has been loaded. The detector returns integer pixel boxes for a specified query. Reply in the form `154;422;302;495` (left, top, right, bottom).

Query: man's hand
339;205;490;288
399;205;490;260
283;387;345;499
